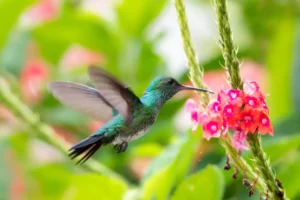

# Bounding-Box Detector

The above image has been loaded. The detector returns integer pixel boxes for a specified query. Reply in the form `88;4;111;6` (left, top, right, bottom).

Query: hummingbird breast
112;105;158;145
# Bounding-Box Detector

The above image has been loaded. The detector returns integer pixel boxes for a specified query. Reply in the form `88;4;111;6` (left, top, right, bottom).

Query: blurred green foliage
0;0;300;199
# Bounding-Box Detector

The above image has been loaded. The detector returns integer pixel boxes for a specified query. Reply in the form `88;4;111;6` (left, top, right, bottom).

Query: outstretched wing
88;66;141;125
48;82;115;123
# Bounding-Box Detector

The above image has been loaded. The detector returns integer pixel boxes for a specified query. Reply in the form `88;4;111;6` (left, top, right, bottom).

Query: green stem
174;0;210;107
248;134;287;200
214;0;243;90
173;0;269;196
0;77;127;183
213;0;287;199
219;137;268;194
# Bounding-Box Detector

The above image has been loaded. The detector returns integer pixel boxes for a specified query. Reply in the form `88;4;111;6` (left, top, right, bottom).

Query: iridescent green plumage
48;66;213;164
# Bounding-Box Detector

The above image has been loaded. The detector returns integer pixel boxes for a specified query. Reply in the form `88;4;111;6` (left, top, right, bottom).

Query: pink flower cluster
186;81;273;151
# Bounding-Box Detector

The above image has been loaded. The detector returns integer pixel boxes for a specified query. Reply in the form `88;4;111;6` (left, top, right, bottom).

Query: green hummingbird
48;66;213;164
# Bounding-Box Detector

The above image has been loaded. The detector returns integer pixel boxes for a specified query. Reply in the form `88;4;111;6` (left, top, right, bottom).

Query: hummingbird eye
167;78;174;85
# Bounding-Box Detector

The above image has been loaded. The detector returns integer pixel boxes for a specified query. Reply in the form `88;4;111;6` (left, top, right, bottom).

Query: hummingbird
48;66;214;164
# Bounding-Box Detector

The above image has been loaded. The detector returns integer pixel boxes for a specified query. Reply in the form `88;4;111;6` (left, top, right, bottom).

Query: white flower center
227;108;232;113
230;92;237;99
262;118;268;124
249;100;254;106
211;125;217;131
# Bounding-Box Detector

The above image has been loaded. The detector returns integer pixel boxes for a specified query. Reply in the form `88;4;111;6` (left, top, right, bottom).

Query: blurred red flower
25;0;59;23
20;57;49;103
60;46;105;71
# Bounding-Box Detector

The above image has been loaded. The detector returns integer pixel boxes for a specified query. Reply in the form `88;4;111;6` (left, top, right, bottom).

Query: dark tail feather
68;135;104;164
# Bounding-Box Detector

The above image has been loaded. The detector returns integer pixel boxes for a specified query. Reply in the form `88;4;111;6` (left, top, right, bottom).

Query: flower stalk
174;0;210;106
213;0;287;199
174;0;267;196
0;77;127;183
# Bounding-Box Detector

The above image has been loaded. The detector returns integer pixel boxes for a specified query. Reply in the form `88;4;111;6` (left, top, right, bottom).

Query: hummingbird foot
114;142;128;153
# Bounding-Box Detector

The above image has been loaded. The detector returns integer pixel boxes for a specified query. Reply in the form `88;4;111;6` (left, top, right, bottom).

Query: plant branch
214;0;243;90
174;0;210;106
0;77;127;183
213;0;287;199
173;0;269;196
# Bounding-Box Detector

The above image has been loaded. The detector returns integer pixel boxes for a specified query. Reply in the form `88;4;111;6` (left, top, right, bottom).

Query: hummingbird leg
116;142;128;153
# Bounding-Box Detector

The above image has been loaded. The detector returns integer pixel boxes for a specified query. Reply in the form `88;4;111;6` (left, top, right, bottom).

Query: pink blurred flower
231;130;249;150
20;58;49;103
60;45;104;71
24;0;59;24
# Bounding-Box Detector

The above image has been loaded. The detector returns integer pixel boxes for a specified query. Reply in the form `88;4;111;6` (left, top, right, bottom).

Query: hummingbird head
144;76;214;103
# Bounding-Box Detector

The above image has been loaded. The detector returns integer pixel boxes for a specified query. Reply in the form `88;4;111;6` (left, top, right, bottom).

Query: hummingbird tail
68;134;114;164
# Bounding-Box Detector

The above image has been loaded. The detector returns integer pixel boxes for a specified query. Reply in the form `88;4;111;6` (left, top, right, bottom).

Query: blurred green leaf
276;153;300;199
65;174;128;200
131;143;163;157
41;106;89;126
262;135;300;165
141;130;202;199
33;12;118;64
29;163;71;200
267;16;295;121
0;139;11;200
0;0;35;51
274;114;300;136
171;165;224;200
292;21;300;114
117;0;167;36
0;31;31;75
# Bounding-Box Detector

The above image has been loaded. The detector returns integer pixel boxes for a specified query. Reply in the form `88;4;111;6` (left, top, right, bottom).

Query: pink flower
239;110;257;134
208;100;221;114
185;80;273;150
202;115;224;140
185;99;202;133
244;95;260;110
244;80;260;95
256;112;273;135
222;104;239;128
231;130;249;150
218;89;243;107
185;99;197;113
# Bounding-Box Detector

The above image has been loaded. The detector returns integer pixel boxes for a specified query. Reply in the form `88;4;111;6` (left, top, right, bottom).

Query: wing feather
48;82;114;123
87;66;140;124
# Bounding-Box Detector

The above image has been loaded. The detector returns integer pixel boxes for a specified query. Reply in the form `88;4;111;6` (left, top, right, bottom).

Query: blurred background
0;0;300;199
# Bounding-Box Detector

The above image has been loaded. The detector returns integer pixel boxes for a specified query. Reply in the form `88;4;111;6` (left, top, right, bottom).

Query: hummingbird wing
87;66;141;125
48;82;115;122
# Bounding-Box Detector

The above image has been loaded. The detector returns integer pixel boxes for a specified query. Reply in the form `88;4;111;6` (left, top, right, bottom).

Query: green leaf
0;31;31;75
291;21;300;114
0;0;35;51
267;16;295;121
65;174;128;200
171;165;224;200
117;0;167;36
29;163;72;200
141;130;202;199
0;138;11;200
131;143;163;157
276;154;300;199
33;12;118;64
263;135;300;165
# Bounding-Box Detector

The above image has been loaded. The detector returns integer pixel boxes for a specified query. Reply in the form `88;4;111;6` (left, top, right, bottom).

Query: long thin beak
180;85;215;94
